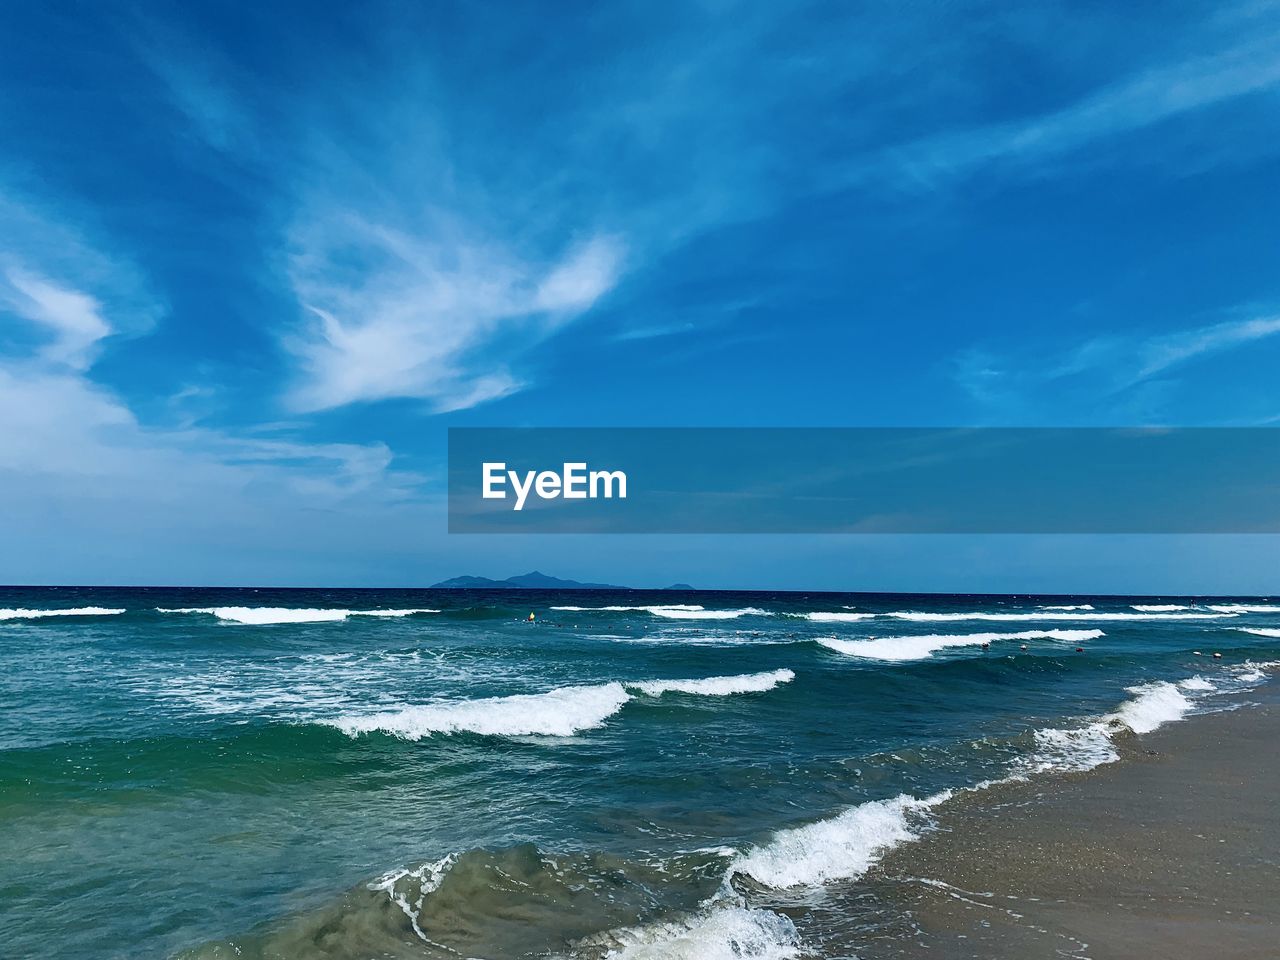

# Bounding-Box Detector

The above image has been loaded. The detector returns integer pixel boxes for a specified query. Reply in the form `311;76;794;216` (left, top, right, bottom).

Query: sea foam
368;853;459;942
816;629;1102;661
552;604;704;612
1028;680;1199;773
156;606;439;624
0;606;125;620
549;604;770;620
629;669;794;697
883;610;1230;621
649;607;771;620
1112;680;1194;734
801;611;878;622
330;670;796;740
583;905;800;960
330;683;632;739
730;791;951;888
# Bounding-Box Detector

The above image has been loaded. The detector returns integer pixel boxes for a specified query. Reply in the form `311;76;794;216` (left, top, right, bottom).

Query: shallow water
1;586;1277;958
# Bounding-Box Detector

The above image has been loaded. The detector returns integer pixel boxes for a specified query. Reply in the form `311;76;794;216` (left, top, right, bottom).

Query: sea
2;586;1278;959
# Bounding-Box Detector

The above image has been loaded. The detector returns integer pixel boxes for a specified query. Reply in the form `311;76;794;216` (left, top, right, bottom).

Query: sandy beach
858;677;1280;959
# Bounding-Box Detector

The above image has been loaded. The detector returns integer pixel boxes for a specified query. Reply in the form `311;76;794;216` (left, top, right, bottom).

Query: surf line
482;462;627;511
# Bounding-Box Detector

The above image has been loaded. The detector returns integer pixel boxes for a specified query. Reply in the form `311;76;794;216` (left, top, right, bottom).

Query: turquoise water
2;587;1278;959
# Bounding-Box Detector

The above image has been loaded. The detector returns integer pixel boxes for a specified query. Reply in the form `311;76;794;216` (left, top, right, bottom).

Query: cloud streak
863;31;1280;187
955;311;1280;423
285;219;625;413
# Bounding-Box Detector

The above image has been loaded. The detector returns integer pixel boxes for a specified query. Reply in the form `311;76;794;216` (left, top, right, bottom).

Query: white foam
329;683;632;739
884;611;1230;621
801;612;878;622
1038;604;1095;610
550;604;705;612
629;669;794;697
1208;604;1280;613
1112;681;1193;734
1178;676;1216;692
649;607;770;620
549;604;770;620
1231;660;1280;683
816;629;1102;662
156;606;438;624
1027;680;1199;773
1028;725;1120;772
610;633;799;647
1241;627;1280;638
369;853;458;942
1131;604;1190;612
730;791;950;888
0;606;125;620
585;905;800;960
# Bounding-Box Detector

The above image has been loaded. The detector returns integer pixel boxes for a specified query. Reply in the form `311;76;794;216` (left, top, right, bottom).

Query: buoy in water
1213;652;1222;659
1020;644;1029;651
1193;650;1203;656
1075;647;1085;653
527;612;536;622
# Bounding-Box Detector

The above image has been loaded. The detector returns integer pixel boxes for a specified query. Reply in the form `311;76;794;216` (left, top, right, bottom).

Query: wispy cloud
285;219;625;413
955;311;1280;423
880;32;1280;186
0;268;111;370
0;190;423;508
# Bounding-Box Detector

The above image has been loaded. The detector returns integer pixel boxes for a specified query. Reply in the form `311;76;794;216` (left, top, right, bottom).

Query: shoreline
853;679;1280;959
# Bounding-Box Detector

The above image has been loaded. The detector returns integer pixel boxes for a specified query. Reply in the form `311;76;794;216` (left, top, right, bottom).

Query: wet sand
860;683;1280;959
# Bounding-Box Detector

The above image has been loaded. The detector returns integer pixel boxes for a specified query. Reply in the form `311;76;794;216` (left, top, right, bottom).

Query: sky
1;0;1278;592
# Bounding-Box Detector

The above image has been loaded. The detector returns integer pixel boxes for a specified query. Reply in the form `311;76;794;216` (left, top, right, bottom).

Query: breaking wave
1027;676;1229;773
0;606;125;620
329;683;632;739
883;610;1231;621
729;791;951;888
549;604;770;620
1209;603;1280;614
630;669;794;697
568;905;800;960
816;629;1103;661
156;606;439;624
329;670;795;740
800;611;877;622
1240;627;1280;638
1131;604;1191;612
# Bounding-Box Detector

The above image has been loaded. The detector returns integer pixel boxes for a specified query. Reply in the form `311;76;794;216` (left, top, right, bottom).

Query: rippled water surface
2;586;1278;959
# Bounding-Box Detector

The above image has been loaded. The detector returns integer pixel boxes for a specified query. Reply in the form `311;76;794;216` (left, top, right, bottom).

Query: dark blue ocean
2;587;1278;959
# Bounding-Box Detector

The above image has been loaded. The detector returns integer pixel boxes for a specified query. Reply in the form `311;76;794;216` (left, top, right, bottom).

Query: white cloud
285;216;625;413
1;267;111;369
1129;314;1280;384
879;32;1280;186
955;311;1280;423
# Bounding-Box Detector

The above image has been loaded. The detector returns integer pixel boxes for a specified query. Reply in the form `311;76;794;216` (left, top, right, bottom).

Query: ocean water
2;586;1278;959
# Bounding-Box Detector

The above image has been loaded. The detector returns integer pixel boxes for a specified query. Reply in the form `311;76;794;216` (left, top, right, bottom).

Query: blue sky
1;1;1278;591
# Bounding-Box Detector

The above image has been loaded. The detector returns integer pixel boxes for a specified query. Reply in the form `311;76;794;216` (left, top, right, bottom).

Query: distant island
428;571;693;590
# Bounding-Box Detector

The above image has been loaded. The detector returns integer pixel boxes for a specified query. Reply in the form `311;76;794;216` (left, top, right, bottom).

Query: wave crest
817;629;1103;661
330;682;632;739
730;791;950;888
0;606;125;620
156;606;439;624
630;670;794;697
